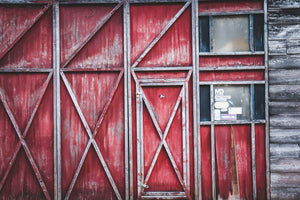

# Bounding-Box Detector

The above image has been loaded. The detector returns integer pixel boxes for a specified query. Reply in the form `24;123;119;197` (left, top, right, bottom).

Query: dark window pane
214;85;250;121
254;15;264;51
254;84;265;119
199;16;210;52
200;86;211;121
212;16;249;52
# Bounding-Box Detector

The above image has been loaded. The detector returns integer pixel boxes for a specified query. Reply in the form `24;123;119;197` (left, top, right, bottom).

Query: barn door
129;2;194;199
59;3;127;200
0;4;54;199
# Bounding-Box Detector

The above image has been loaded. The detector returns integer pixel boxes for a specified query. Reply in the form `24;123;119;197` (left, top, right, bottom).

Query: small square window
199;14;264;53
212;16;249;52
214;86;250;121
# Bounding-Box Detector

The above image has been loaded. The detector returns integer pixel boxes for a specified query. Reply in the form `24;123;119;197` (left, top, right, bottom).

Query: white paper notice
228;107;242;115
215;109;221;120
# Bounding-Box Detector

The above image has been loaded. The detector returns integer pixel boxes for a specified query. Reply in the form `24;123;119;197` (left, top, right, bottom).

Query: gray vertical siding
268;0;300;199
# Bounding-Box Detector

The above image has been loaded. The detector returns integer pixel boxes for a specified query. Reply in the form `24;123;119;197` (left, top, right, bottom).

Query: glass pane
254;15;264;51
199;16;210;52
212;16;249;52
214;86;250;121
254;84;265;119
200;85;211;121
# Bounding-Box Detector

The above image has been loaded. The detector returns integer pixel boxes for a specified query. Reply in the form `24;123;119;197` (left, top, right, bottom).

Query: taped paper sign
220;114;237;120
214;86;250;121
215;109;221;120
228;107;242;115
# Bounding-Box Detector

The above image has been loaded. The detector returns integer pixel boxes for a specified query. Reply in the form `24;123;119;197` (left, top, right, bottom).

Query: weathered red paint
59;4;125;199
199;56;264;67
232;125;252;200
0;6;52;68
215;126;233;199
130;4;192;67
131;3;193;199
60;4;123;68
199;70;264;81
135;71;189;80
0;74;54;198
215;125;253;199
200;126;212;200
199;1;263;13
256;125;266;200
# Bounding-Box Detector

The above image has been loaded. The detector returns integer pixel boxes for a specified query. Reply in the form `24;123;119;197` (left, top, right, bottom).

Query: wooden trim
192;0;201;199
210;85;216;200
264;0;270;199
53;2;61;199
133;66;193;71
199;10;264;16
199;51;265;56
0;68;53;72
199;66;265;71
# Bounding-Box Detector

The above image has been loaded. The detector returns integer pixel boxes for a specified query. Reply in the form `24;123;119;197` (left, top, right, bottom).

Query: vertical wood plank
192;0;201;199
53;1;61;199
123;1;129;199
264;0;270;199
124;1;133;199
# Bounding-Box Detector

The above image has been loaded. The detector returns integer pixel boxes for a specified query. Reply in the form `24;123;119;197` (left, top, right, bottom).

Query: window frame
199;10;265;56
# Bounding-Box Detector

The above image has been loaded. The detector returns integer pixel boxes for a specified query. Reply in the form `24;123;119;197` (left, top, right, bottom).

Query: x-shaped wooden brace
0;4;51;61
0;73;53;200
61;70;124;200
61;2;123;68
131;1;191;69
132;71;192;199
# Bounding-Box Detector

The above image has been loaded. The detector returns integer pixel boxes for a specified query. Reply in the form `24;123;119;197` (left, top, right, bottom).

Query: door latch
140;184;149;188
136;91;142;99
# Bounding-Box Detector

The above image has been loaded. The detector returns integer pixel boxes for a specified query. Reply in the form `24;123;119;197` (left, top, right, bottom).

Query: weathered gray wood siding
268;0;300;199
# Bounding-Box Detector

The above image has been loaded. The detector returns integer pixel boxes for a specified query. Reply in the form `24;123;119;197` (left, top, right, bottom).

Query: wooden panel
0;73;53;198
270;129;300;144
215;125;252;199
130;3;192;67
271;173;300;188
0;5;52;68
199;56;264;67
60;72;125;199
59;3;125;199
269;85;300;101
255;125;266;200
142;86;183;190
270;101;300;115
271;187;300;200
200;126;212;200
270;115;300;129
271;158;300;173
199;1;263;13
215;126;233;199
60;4;123;68
268;40;287;56
287;39;300;55
270;143;300;158
269;69;300;85
199;70;264;81
269;55;300;69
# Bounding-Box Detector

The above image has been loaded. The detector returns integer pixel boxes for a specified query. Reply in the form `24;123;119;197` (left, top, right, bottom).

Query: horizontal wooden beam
199;10;264;16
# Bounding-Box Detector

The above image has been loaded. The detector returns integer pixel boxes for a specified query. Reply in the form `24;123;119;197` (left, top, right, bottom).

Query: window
199;14;264;53
200;84;265;122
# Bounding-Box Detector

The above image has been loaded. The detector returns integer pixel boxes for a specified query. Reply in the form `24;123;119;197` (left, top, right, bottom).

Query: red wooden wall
0;4;54;199
0;1;267;200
